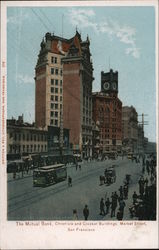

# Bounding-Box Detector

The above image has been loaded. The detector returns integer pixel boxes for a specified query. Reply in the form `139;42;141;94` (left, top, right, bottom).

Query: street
8;157;148;220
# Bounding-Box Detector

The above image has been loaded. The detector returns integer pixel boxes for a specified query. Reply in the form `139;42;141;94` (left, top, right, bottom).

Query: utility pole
62;14;64;38
138;113;149;154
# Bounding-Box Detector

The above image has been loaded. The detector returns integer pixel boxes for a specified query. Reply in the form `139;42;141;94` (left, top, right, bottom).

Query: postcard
0;0;158;249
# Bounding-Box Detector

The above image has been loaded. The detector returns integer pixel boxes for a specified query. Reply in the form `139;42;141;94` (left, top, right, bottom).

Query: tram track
8;161;125;215
8;160;129;216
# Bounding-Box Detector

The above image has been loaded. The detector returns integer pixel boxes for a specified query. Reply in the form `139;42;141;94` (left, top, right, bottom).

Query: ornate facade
62;32;94;158
92;69;122;153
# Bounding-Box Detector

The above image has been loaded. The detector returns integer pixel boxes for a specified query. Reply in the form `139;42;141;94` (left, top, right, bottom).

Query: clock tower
101;69;118;97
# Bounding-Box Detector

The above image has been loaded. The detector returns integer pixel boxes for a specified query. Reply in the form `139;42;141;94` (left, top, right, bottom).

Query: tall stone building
35;32;81;128
122;106;138;153
62;32;94;157
92;69;122;153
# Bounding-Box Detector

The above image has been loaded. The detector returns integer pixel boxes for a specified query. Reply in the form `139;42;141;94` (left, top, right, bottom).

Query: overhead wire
31;8;50;31
38;8;54;32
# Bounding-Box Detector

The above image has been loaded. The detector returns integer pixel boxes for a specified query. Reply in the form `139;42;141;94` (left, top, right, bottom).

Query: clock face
103;82;110;90
112;82;117;90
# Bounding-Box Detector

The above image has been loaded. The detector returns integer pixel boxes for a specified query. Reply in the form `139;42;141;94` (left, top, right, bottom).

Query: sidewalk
7;170;33;182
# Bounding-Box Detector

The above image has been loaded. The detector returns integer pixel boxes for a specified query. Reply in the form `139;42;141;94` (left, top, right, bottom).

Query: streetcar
33;164;67;187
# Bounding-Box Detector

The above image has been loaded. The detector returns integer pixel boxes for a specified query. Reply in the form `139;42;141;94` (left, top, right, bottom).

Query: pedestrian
68;176;72;187
111;199;117;217
105;198;111;214
119;186;123;199
119;198;126;215
138;178;145;198
26;165;29;174
139;183;144;198
73;209;78;220
13;168;16;179
110;192;118;217
123;185;128;199
114;191;119;202
99;175;102;185
146;164;150;175
21;166;24;178
144;177;148;187
104;169;108;177
132;191;138;204
116;209;123;220
83;205;89;220
79;165;81;170
100;198;105;216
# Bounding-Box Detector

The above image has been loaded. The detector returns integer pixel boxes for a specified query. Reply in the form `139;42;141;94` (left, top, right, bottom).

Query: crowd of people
98;154;156;220
129;156;156;220
71;153;156;220
99;182;129;220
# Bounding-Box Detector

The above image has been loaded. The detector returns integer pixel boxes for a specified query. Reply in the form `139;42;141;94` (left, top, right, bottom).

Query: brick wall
63;62;81;145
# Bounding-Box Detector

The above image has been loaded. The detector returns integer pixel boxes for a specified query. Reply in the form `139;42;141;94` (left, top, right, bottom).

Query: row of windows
51;79;62;86
98;106;121;112
83;109;91;116
51;56;58;64
51;56;63;65
9;133;47;141
100;134;117;139
50;103;62;109
50;119;58;126
51;95;62;102
9;144;47;153
51;68;63;76
83;100;91;108
51;87;62;94
82;128;92;134
50;111;58;117
83;117;91;125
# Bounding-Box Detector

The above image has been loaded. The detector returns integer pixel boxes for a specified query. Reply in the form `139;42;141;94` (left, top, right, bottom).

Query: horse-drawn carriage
104;167;116;185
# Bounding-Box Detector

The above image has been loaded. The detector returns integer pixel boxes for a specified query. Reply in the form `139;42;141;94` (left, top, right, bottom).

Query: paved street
8;157;146;220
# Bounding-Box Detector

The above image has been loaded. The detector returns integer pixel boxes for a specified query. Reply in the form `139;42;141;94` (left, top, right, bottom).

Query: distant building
7;115;48;155
122;106;138;153
62;32;94;158
92;121;100;158
92;69;122;153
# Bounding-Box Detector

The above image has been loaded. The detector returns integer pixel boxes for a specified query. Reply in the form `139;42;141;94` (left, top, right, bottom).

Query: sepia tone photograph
5;1;157;223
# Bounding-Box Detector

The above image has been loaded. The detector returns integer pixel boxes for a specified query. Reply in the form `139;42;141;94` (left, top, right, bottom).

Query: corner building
92;69;122;153
62;33;94;157
35;32;80;128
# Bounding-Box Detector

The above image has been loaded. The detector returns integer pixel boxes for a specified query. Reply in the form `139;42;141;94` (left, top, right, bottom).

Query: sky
6;4;156;142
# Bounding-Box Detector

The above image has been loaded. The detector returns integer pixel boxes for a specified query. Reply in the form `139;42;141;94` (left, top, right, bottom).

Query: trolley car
33;164;67;187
